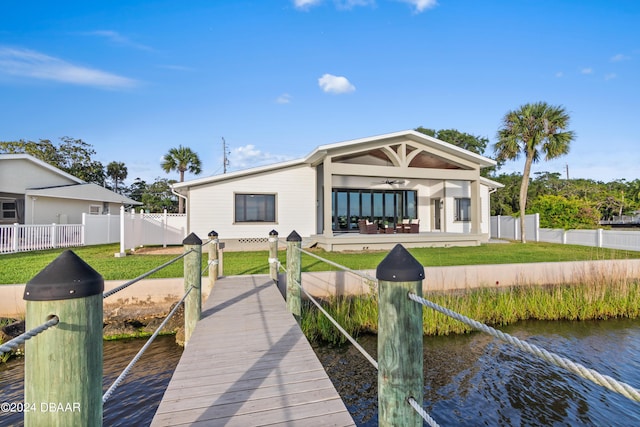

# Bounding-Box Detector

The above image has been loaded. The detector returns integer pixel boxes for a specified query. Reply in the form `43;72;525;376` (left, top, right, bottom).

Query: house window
235;194;276;223
89;205;101;215
1;201;16;220
455;198;471;221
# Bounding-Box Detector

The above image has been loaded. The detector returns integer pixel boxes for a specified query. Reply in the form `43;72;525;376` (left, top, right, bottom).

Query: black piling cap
269;229;279;236
24;250;104;301
376;244;425;282
183;232;202;245
208;230;218;238
286;230;302;242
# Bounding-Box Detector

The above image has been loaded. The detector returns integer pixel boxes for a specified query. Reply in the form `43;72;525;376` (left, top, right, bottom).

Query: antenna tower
222;137;230;173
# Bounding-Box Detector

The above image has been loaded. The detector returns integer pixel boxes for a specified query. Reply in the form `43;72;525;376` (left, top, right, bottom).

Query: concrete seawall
3;259;640;319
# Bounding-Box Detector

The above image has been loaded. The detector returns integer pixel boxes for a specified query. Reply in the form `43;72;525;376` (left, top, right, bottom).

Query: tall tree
161;146;202;213
494;102;575;242
106;161;128;193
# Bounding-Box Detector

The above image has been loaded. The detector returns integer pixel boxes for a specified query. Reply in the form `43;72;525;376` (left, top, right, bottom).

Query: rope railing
103;249;193;299
297;247;378;288
408;292;640;403
408;396;440;427
103;286;193;404
0;316;59;354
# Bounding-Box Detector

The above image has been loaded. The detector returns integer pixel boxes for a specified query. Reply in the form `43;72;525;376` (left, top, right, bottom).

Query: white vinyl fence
491;214;640;251
0;208;187;255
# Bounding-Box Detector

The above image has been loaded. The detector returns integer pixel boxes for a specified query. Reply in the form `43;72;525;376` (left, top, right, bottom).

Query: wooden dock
151;275;355;426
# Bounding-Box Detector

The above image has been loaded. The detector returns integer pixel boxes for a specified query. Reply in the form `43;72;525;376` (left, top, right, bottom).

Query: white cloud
610;53;630;62
83;30;154;51
336;0;376;9
293;0;322;10
318;73;356;94
555;71;564;78
397;0;438;13
581;67;593;74
0;46;138;89
276;93;292;104
604;73;617;81
229;145;295;170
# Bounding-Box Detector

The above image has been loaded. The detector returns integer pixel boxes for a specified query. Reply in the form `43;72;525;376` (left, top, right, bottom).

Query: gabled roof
0;153;84;184
26;183;141;205
173;129;497;189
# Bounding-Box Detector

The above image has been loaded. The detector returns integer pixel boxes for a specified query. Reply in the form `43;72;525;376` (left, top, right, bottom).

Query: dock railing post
207;230;219;290
183;232;202;345
286;230;302;323
269;229;279;283
23;250;104;426
376;244;424;427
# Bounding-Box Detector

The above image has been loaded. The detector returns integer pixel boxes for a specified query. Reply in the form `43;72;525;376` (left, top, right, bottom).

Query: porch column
323;157;333;237
471;178;481;235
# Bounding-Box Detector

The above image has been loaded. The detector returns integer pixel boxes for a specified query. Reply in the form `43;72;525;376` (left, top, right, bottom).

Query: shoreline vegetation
2;242;640;359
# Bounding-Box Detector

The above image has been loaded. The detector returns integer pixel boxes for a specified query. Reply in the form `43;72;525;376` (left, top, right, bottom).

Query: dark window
235;194;276;222
455;198;471;221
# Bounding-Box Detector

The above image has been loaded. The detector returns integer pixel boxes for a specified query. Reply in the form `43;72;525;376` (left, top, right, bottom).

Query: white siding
0;158;77;194
187;165;317;239
26;197;117;224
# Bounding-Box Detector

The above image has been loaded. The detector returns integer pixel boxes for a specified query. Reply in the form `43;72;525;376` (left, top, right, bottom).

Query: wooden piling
376;244;424;427
183;232;202;345
23;250;104;426
268;229;279;283
207;230;219;290
286;230;302;323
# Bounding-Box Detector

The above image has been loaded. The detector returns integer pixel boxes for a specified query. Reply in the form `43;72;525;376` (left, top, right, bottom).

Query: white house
172;130;503;251
0;153;140;225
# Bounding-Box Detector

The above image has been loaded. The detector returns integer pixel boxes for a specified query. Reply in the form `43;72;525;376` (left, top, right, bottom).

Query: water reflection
313;318;640;427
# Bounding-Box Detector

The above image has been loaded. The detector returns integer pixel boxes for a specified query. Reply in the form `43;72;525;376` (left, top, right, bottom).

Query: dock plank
151;275;355;426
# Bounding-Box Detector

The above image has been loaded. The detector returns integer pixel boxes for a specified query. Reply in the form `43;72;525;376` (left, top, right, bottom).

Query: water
312;317;640;426
0;335;182;427
3;320;640;426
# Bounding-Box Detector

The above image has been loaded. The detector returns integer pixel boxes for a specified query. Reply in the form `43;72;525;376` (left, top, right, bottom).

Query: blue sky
1;0;638;185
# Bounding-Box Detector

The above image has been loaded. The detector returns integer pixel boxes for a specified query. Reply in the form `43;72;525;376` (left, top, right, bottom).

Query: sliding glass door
332;188;417;231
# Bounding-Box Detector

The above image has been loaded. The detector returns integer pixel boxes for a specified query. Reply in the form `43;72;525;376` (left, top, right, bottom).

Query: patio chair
358;219;378;234
396;218;410;233
408;218;420;233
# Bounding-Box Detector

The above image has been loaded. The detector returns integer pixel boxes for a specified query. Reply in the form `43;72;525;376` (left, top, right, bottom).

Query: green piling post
376;244;424;427
286;230;302;323
23;250;104;427
207;230;219;290
183;232;202;345
268;229;279;284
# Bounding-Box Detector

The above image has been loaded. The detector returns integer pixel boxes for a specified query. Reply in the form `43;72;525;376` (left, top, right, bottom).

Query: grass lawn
1;241;640;285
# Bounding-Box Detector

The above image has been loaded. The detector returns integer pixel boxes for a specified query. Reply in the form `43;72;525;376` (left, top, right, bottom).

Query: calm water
0;335;183;427
313;318;640;426
2;319;640;426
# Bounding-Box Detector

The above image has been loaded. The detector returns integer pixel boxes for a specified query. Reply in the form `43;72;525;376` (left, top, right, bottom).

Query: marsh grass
301;275;640;344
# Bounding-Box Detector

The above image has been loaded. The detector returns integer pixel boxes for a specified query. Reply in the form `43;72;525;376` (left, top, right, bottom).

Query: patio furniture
358;219;378;234
396;218;410;233
408;218;420;233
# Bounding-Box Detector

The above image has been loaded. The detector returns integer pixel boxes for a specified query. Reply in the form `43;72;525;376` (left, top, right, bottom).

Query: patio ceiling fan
375;178;406;185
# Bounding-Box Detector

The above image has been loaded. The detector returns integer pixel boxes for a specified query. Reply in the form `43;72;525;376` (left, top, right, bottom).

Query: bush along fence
491;213;640;251
281;232;640;426
0;233;210;425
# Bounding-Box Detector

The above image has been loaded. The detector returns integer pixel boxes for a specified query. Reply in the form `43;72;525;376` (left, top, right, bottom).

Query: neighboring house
0;154;140;225
172;130;503;251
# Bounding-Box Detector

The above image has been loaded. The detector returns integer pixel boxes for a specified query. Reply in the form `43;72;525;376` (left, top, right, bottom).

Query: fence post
376;244;424;427
597;228;603;248
12;223;19;252
207;230;219;290
286;230;302;323
183;232;202;345
51;223;58;249
23;250;104;426
115;206;126;257
269;229;279;283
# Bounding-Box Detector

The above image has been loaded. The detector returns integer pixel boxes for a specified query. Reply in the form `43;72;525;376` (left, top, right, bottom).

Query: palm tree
161;146;202;213
494;102;575;243
106;161;128;194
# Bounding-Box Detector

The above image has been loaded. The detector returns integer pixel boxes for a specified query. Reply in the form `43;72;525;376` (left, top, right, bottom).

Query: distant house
172;130;503;251
0;153;140;225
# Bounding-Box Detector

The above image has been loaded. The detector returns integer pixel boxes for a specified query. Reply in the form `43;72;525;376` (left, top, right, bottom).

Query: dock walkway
151;275;355;426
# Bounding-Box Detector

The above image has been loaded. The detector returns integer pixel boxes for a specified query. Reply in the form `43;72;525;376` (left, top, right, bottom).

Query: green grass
1;242;640;284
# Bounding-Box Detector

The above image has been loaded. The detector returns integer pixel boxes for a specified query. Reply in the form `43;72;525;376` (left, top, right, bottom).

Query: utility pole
565;163;570;180
222;137;230;174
